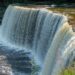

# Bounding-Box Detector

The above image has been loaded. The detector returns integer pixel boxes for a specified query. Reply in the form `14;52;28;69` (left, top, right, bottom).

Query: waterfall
0;5;74;75
0;5;67;64
40;23;75;75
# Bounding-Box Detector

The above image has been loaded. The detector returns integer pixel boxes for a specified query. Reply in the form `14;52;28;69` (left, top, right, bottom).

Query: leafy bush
60;62;75;75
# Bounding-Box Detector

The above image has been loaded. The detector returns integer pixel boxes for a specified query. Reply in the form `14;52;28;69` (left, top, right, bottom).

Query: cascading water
0;5;74;75
0;5;67;64
40;23;75;75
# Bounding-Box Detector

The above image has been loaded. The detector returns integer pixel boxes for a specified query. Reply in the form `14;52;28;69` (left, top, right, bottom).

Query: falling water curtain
40;23;75;75
0;4;75;75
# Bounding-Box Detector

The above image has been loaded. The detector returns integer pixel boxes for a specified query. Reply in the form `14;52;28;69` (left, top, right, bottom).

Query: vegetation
60;62;75;75
31;58;40;75
0;0;75;7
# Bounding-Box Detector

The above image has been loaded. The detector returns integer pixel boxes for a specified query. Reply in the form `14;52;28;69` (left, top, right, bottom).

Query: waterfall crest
0;5;74;75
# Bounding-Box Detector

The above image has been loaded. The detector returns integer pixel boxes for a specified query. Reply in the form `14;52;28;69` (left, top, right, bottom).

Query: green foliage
31;58;40;75
60;62;75;75
31;64;40;75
